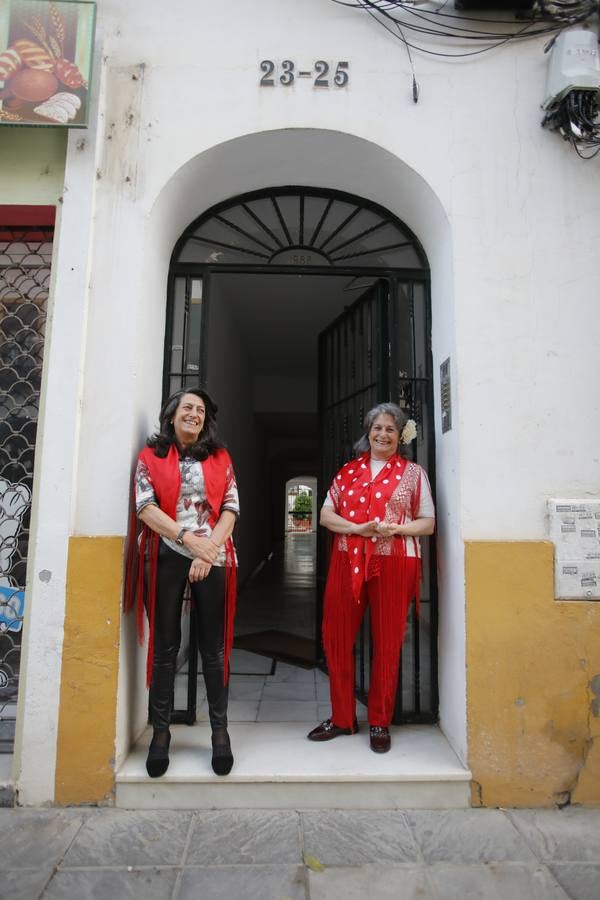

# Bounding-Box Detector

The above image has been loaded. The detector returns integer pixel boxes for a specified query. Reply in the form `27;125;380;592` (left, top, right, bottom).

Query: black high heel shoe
211;727;234;776
146;730;171;778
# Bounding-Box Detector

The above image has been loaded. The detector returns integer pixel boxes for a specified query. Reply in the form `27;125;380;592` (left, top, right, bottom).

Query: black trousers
149;542;228;732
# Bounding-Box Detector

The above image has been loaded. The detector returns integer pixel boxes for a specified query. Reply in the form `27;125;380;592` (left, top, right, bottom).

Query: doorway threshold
115;723;471;810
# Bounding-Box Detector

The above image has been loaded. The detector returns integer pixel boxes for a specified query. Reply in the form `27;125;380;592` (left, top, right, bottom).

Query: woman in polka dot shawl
307;402;435;753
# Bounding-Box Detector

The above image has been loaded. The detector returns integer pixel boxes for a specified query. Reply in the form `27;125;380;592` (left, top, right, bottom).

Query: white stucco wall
72;0;600;537
14;0;600;798
13;42;106;804
0;130;66;204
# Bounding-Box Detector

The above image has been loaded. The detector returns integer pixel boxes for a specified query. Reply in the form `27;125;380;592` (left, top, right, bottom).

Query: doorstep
116;723;471;810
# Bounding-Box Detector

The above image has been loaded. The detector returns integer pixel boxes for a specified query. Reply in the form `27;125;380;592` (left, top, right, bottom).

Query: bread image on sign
0;1;94;127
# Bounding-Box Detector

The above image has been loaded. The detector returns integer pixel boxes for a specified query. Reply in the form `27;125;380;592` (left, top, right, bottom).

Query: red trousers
322;552;419;728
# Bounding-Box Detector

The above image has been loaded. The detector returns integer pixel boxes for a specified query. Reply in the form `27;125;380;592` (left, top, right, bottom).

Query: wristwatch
175;528;187;546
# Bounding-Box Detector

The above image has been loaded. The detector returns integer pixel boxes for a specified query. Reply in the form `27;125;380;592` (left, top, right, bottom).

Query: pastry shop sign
0;0;95;127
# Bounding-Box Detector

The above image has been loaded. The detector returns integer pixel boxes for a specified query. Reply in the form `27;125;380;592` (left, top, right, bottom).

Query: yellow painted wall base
55;537;124;805
466;541;600;808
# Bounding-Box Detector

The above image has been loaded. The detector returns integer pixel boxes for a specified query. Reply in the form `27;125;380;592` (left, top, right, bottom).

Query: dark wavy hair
147;387;225;460
353;402;409;458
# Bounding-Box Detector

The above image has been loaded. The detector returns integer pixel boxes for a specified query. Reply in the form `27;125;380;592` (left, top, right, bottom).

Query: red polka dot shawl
327;451;424;603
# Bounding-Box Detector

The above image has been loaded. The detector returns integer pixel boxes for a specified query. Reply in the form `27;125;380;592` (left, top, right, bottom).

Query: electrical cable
329;0;595;57
542;86;600;158
330;0;595;27
338;0;537;57
329;0;600;157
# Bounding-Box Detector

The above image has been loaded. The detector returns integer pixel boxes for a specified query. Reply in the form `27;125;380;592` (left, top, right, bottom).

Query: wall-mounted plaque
548;498;600;600
440;357;451;433
0;0;95;127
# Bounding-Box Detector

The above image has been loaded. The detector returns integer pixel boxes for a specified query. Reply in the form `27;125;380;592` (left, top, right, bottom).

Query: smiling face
368;413;400;460
172;392;206;448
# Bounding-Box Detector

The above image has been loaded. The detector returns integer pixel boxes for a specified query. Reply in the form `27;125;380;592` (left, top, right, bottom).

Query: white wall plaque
548;498;600;600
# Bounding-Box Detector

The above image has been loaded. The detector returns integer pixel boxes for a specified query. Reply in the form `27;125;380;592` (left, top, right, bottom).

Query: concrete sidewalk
0;806;599;899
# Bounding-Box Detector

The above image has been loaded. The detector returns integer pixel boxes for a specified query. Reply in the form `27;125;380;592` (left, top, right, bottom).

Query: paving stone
0;868;53;900
405;809;536;864
549;862;600;900
185;810;301;865
301;810;418;865
42;867;178;900
0;810;84;869
508;809;600;862
61;809;192;867
306;864;430;899
426;863;570;900
177;864;306;899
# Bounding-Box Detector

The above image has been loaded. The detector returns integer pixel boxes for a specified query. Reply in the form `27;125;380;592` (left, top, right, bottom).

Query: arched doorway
165;186;436;724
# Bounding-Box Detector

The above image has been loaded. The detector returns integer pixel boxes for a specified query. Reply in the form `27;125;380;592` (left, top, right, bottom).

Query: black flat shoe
211;728;234;776
146;730;171;778
369;725;391;753
307;718;359;741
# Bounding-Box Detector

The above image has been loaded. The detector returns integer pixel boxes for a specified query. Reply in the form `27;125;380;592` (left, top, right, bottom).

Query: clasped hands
185;534;221;582
353;520;399;538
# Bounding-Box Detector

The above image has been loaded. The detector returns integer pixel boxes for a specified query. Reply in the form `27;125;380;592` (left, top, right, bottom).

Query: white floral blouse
135;454;239;565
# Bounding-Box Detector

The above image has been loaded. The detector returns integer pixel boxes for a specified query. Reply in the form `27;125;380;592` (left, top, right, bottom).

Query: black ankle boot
211;727;233;776
146;730;171;778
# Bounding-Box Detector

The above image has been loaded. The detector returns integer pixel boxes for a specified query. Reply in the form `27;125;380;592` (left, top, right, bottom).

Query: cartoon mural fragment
0;479;30;638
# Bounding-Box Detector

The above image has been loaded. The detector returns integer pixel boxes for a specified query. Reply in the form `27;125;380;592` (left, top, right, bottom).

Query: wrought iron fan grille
173;188;427;270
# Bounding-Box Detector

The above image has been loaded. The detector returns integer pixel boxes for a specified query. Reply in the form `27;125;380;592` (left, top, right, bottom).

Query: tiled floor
175;531;348;726
175;651;368;725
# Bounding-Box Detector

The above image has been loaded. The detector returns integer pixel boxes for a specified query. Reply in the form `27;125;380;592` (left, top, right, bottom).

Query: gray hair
353;402;408;456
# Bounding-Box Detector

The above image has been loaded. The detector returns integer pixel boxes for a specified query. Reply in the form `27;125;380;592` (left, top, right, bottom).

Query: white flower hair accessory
401;419;417;445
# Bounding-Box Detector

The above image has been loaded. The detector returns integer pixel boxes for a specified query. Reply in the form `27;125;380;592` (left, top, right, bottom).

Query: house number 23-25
259;60;349;88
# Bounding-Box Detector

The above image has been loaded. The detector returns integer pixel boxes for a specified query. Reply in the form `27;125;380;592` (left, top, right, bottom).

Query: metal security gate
318;277;437;723
0;212;53;751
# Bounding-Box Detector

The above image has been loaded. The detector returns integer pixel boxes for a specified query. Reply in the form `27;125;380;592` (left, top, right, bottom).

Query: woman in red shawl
308;402;434;754
125;389;238;778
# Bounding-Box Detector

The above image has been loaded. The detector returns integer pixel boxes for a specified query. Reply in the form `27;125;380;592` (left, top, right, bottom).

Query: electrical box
544;28;600;108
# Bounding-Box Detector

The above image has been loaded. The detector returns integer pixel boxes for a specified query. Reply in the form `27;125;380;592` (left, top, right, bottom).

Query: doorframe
164;263;436;724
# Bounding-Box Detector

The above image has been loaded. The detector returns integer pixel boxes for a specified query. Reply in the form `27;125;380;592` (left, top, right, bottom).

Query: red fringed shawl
326;451;423;605
124;443;237;687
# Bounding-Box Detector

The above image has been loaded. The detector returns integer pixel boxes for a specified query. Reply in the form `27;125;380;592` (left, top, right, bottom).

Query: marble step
116;723;471;810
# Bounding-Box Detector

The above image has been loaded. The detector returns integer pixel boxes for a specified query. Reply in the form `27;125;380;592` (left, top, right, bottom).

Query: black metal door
318;277;437;723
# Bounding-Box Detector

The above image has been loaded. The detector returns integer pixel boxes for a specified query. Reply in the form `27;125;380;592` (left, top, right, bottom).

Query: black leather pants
149;542;228;733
